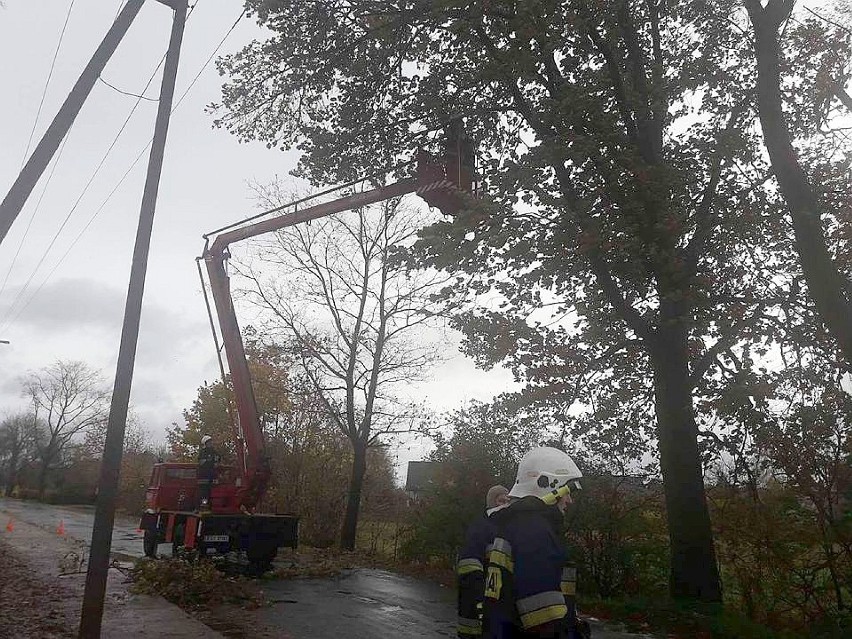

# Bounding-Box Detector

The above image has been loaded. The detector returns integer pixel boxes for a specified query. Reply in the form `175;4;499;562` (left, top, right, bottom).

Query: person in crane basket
482;447;590;639
457;485;511;637
197;434;220;511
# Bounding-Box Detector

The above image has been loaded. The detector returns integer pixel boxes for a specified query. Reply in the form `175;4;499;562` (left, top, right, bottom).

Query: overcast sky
0;0;516;478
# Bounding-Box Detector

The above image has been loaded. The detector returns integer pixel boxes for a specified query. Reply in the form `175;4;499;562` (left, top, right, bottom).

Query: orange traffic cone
56;520;66;536
5;518;13;533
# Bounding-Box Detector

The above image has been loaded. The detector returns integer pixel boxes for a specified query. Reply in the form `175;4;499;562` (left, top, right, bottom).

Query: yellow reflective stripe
520;604;568;629
457;616;482;635
488;537;514;572
457;558;483;575
518;590;569;626
517;591;565;614
488;548;514;572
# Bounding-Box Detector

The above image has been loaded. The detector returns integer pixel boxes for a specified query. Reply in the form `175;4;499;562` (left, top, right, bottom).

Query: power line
0;2;210;331
0;50;169;332
98;76;159;101
802;5;852;37
0;134;72;305
1;150;150;335
173;8;246;110
2;0;77;302
1;5;246;333
20;0;76;168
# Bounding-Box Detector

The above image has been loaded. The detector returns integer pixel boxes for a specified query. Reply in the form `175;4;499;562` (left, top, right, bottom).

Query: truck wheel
248;557;272;575
143;530;157;558
247;547;277;575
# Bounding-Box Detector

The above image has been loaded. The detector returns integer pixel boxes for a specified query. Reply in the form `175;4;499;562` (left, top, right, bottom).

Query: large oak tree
212;0;842;601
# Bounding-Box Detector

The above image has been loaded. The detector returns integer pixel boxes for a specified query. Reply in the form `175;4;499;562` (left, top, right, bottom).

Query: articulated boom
202;140;476;511
136;132;476;567
203;248;270;510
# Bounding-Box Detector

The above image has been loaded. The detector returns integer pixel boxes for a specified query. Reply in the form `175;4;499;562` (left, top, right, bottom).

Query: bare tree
21;360;108;499
240;194;447;549
0;413;41;497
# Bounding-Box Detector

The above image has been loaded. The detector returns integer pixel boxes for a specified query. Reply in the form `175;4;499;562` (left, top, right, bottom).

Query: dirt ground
0;540;75;638
0;513;221;638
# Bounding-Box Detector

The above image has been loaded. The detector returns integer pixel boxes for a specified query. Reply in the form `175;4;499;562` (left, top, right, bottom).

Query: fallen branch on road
131;558;265;611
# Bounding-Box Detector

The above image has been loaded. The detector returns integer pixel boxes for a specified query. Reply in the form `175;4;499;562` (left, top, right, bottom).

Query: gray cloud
2;277;208;353
1;278;123;332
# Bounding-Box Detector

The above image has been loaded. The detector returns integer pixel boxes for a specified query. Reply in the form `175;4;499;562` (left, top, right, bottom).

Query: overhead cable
1;4;246;333
0;48;171;332
1;0;77;304
20;0;76;167
98;76;159;101
0;134;73;303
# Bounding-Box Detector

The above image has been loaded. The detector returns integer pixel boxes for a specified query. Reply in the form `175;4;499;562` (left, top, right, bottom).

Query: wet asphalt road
251;570;646;639
1;498;647;639
0;497;145;558
255;569;458;638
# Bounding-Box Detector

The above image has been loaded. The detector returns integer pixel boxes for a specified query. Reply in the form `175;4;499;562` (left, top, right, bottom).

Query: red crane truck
138;132;474;572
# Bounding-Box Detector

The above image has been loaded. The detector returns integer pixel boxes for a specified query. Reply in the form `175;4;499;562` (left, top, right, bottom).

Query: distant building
404;460;440;502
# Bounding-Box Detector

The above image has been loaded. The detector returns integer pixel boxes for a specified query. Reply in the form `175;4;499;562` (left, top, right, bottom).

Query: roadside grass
581;596;851;639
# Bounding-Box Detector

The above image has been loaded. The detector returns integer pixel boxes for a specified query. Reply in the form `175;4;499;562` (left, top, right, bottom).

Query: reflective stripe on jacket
457;514;498;637
482;497;578;638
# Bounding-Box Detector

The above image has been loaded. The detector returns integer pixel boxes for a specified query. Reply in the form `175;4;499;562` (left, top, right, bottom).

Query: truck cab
144;462;240;513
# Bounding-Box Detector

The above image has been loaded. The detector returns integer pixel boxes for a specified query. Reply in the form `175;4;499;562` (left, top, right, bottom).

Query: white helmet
201;435;212;445
508;446;583;503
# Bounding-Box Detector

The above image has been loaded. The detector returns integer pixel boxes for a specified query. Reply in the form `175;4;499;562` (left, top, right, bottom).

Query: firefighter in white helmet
482;447;588;638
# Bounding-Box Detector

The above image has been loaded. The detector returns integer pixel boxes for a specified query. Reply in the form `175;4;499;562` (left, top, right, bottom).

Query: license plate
203;534;229;543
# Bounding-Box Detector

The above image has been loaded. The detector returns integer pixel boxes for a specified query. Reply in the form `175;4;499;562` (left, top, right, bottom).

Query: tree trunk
4;448;20;497
748;2;852;362
650;313;722;602
37;459;50;500
340;439;368;550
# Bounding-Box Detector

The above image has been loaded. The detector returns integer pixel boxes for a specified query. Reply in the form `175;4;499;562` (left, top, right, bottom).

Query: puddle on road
378;604;403;614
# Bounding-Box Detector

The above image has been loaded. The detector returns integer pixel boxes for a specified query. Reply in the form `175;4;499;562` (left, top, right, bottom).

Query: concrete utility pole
79;1;188;636
0;0;145;247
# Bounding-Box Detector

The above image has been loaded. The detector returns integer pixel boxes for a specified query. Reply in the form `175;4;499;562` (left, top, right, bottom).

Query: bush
583;596;799;639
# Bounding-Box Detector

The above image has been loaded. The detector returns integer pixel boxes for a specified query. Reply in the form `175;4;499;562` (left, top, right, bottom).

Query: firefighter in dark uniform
482;447;588;639
197;434;219;510
457;485;511;637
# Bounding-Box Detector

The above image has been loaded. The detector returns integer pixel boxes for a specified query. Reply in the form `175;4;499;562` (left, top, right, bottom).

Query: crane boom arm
203;177;433;509
202;137;475;510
